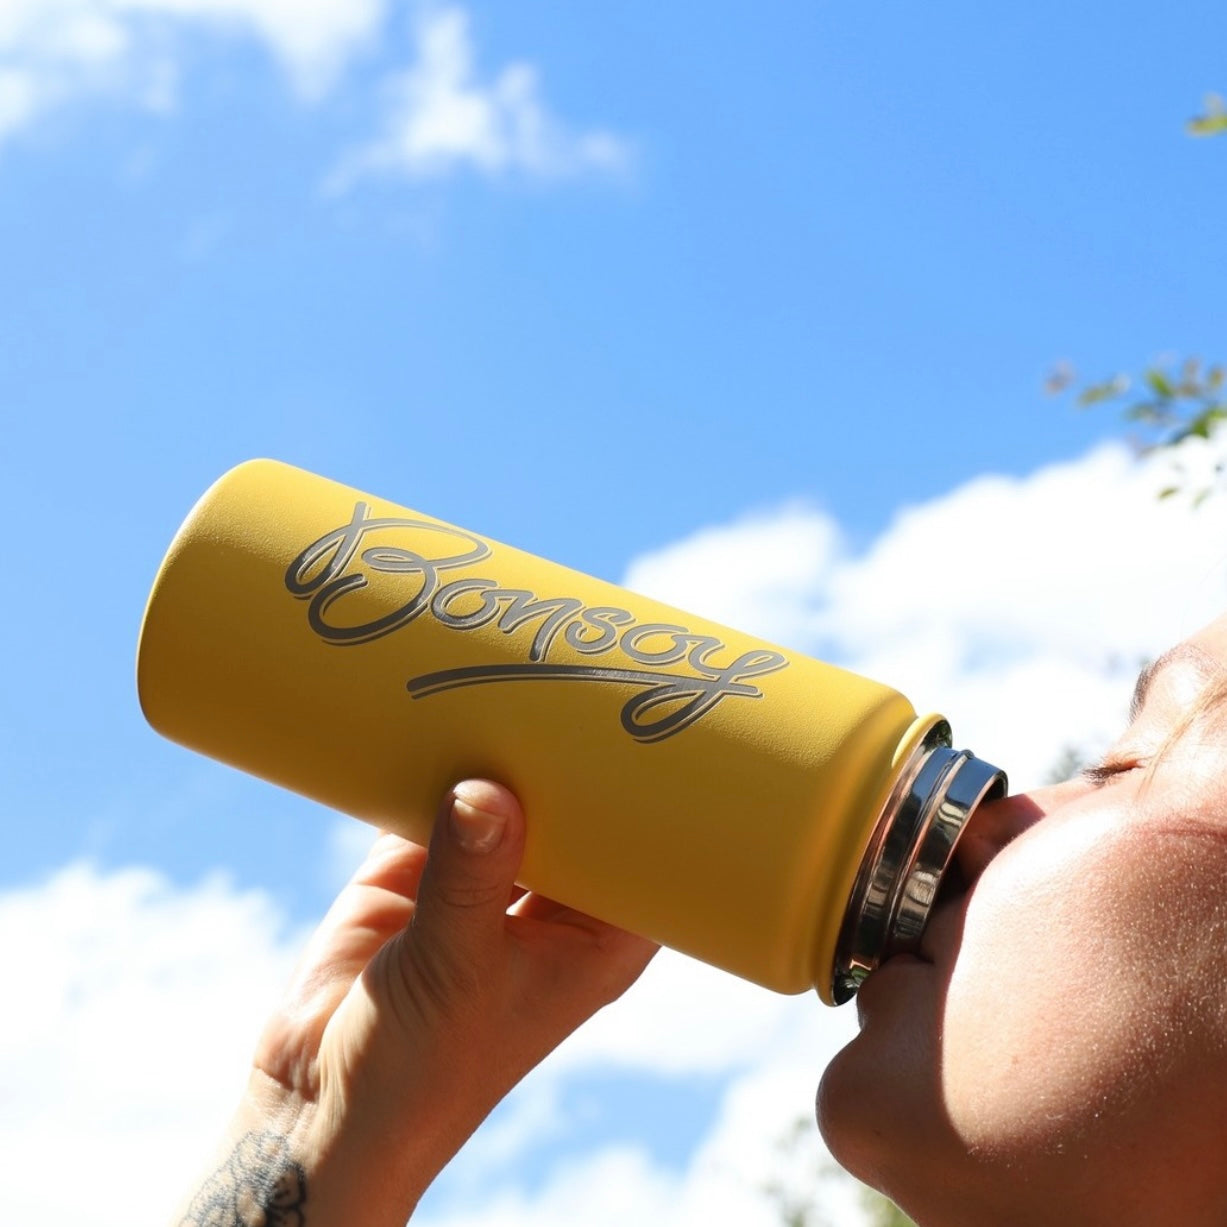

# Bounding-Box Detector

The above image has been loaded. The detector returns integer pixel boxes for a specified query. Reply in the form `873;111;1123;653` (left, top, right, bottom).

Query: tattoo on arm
179;1131;308;1227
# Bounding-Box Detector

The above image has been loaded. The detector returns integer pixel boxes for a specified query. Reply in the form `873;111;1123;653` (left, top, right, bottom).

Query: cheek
820;810;1227;1199
937;822;1223;1155
940;903;1123;1150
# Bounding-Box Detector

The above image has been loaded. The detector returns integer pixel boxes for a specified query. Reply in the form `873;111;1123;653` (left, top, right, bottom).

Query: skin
172;781;656;1227
818;613;1227;1226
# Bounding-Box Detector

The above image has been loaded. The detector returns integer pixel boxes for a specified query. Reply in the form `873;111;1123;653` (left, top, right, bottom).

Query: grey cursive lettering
286;505;790;741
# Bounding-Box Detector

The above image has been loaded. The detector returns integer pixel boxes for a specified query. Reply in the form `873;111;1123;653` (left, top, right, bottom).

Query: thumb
408;780;525;987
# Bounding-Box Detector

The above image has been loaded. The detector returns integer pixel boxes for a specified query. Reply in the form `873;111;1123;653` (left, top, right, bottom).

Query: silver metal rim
831;728;1006;1004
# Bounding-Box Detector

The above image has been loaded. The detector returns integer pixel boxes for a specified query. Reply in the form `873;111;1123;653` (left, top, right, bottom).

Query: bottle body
137;460;995;1002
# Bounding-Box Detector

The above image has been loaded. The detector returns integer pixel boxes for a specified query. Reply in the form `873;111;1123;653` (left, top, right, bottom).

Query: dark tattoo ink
179;1131;307;1227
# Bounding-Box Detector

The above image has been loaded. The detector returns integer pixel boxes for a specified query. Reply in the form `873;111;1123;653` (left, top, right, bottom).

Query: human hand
174;781;657;1227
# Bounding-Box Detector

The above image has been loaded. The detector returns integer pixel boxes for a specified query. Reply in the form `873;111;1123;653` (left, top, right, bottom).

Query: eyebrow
1129;643;1218;720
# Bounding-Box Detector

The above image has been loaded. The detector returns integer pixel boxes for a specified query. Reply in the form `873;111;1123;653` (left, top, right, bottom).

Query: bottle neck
830;719;1007;1004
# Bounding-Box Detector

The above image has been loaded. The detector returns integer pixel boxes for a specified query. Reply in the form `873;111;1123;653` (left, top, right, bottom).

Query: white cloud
0;64;38;137
623;502;842;652
0;1;633;195
552;948;848;1078
624;438;1227;788
163;0;387;95
327;4;633;190
0;861;306;1226
0;0;384;143
417;967;869;1227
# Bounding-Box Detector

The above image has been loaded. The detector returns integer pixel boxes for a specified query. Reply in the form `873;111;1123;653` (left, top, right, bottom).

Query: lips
918;891;970;970
853;951;932;1025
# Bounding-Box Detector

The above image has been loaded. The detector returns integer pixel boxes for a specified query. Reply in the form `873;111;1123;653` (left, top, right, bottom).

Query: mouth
880;950;930;970
917;880;974;970
933;856;970;909
854;951;931;1022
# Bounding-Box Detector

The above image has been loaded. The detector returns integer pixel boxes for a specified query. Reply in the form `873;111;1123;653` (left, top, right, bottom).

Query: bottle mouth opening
830;724;1007;1004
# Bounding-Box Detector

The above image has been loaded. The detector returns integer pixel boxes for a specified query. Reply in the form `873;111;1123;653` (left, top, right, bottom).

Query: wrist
172;1073;433;1227
170;1078;313;1227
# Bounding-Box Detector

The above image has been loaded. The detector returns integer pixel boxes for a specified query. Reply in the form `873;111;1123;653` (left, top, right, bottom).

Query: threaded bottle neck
830;719;1007;1004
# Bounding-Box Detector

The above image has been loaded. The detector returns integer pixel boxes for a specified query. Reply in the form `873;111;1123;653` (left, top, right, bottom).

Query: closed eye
1080;759;1141;787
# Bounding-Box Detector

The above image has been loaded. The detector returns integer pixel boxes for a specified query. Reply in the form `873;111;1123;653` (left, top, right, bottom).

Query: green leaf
1189;117;1227;135
1157;486;1180;500
1188;112;1227;136
1181;408;1227;441
1123;402;1167;424
1188;93;1227;137
1077;375;1129;406
1145;368;1175;398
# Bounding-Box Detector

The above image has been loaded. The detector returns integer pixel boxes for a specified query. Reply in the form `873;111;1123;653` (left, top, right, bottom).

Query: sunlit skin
171;782;656;1227
818;614;1227;1226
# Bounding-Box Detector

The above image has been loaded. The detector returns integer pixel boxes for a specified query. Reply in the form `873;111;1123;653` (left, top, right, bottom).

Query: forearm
170;1074;439;1227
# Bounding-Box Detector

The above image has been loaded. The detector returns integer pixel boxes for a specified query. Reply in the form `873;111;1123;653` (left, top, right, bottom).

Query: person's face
818;613;1227;1227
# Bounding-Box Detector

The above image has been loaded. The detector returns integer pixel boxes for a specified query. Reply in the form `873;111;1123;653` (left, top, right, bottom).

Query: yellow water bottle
137;460;1005;1004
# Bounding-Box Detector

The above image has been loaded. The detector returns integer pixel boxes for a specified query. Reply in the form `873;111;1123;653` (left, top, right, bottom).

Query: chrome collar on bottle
831;720;1007;1004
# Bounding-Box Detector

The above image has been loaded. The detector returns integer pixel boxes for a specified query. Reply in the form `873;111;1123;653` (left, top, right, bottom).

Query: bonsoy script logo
285;502;789;743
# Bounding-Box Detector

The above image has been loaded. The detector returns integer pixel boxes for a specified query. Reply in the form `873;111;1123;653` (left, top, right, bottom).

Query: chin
815;1028;897;1185
817;1049;967;1227
815;978;947;1195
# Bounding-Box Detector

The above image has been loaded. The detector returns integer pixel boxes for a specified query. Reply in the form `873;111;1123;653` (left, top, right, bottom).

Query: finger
408;780;526;983
255;833;433;1084
349;830;430;901
274;836;427;1021
307;833;429;975
507;892;659;1011
503;910;659;1039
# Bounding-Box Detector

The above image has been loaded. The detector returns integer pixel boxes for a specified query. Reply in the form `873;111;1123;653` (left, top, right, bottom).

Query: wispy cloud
0;861;305;1225
0;1;633;193
0;0;385;144
326;4;634;191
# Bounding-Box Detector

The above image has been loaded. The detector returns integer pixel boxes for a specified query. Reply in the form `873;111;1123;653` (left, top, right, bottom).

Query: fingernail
449;782;507;854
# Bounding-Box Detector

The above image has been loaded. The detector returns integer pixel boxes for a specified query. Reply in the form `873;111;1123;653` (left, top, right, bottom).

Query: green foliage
760;1117;835;1227
762;1116;917;1226
1048;356;1227;504
1188;92;1227;137
1048;92;1225;505
1090;357;1224;446
861;1190;918;1227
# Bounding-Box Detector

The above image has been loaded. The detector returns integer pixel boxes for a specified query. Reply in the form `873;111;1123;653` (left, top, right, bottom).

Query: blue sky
3;3;1227;1224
